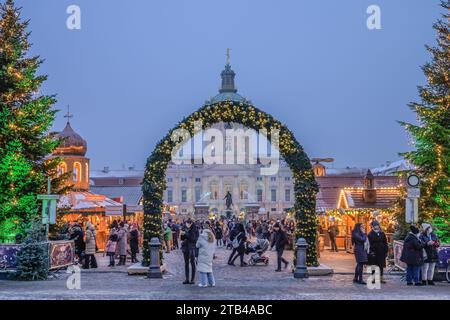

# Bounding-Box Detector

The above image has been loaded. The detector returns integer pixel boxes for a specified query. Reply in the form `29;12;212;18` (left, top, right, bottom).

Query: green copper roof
206;62;249;105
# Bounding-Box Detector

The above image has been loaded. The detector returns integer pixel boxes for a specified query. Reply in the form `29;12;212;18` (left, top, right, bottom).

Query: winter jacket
181;224;199;253
85;227;96;255
271;230;288;251
117;227;128;256
196;229;216;273
367;230;388;267
163;227;173;241
105;240;117;254
70;226;85;254
215;226;223;240
419;232;440;263
400;233;424;266
129;229;139;253
352;230;368;263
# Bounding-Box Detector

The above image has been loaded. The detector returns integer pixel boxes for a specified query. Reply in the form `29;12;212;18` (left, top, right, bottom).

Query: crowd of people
351;221;441;286
65;215;442;287
68;220;141;269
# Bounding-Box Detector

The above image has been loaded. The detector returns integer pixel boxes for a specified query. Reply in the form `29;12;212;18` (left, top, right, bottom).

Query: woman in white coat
196;227;216;287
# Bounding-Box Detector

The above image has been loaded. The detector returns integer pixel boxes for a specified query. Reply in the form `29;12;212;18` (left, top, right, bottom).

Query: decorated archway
142;100;319;266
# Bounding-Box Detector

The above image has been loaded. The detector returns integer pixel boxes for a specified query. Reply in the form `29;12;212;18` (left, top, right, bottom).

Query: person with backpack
228;223;248;267
401;225;425;286
419;223;440;285
270;223;289;272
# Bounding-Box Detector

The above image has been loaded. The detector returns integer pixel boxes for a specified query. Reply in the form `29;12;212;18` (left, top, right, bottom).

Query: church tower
52;108;90;191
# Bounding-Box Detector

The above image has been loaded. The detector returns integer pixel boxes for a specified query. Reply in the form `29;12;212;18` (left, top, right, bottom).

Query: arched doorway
142;100;319;266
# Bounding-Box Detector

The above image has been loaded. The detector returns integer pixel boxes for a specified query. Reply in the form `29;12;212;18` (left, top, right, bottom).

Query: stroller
246;238;270;266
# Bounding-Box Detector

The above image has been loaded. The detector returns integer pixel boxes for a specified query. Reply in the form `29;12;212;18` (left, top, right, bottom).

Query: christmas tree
15;218;49;280
0;0;65;240
397;0;450;242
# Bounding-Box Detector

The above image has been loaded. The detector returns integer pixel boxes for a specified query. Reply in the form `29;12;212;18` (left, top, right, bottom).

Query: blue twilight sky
16;0;443;170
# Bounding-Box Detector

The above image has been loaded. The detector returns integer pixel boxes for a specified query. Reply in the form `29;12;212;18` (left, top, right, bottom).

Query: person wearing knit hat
400;225;425;286
368;220;388;283
419;223;440;285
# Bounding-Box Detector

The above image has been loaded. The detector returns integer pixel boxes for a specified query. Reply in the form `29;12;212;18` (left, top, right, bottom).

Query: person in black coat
400;225;424;286
180;219;199;284
129;223;140;263
270;223;289;272
367;220;388;283
69;223;85;265
419;223;440;285
352;223;368;284
228;223;248;267
215;223;223;247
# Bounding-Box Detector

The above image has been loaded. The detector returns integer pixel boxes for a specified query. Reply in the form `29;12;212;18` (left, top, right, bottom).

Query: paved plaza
1;247;449;300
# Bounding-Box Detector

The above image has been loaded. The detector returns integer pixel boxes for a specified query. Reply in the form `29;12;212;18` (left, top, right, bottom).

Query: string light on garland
141;100;320;266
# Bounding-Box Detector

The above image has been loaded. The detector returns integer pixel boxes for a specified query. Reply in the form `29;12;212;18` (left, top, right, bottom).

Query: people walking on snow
400;225;424;286
215;222;223;247
181;218;199;284
270;223;289;272
367;220;388;283
196;226;216;287
163;223;173;253
228;223;247;267
351;223;369;284
83;222;98;269
419;223;440;285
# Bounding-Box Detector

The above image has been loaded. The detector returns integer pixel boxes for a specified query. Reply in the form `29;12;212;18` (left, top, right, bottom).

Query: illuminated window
57;162;67;177
73;162;82;182
85;163;89;182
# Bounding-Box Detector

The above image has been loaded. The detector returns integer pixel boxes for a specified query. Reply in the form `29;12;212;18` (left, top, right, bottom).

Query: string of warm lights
141;100;320;266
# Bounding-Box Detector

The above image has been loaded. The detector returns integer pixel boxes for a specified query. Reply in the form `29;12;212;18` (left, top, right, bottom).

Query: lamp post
147;237;163;279
294;238;309;279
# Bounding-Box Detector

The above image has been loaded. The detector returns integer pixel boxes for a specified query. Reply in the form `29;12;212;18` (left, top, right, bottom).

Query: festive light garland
141;100;319;266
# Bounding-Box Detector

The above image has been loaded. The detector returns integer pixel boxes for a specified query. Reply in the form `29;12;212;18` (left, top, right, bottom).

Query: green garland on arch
142;100;319;266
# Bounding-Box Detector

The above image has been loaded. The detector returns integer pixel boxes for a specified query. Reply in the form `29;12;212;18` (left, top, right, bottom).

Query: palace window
284;176;291;181
285;189;291;202
195;187;201;202
167;189;173;203
195;177;201;183
181;189;187;202
167;177;173;183
271;189;277;202
209;182;219;200
181;177;187;183
270;177;276;182
73;162;82;182
256;177;263;181
257;189;263;202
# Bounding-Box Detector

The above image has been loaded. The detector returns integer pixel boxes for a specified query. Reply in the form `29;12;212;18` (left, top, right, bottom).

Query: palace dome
53;122;87;156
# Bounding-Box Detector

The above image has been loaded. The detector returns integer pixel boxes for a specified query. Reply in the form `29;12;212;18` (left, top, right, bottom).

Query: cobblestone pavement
1;246;449;300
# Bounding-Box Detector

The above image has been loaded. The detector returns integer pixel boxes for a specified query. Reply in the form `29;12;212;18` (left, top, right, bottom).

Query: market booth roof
58;191;122;213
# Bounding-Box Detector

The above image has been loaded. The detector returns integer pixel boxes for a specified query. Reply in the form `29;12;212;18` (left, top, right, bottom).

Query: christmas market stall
57;191;123;251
